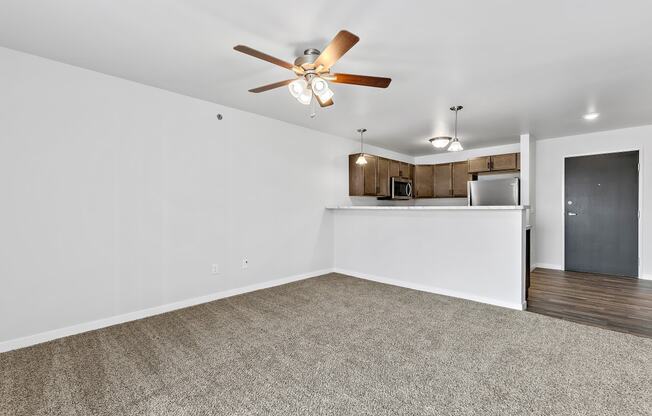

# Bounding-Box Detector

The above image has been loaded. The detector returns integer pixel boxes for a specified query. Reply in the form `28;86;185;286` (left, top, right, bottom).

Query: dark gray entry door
565;151;639;277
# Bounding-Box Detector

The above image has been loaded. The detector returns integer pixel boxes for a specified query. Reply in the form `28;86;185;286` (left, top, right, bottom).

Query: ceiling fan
233;30;391;108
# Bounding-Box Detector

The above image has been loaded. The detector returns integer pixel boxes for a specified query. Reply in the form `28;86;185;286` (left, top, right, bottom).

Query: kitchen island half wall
329;206;527;310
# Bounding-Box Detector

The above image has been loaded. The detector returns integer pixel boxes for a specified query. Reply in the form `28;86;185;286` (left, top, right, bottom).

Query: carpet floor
1;273;651;415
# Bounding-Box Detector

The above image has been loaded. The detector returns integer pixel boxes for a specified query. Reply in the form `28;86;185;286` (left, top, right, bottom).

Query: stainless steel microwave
391;177;412;200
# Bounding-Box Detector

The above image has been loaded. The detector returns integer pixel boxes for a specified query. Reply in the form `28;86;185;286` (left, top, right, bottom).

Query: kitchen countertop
327;205;528;211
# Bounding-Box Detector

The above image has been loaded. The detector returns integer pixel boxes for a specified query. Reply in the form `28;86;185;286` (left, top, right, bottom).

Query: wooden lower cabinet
414;165;434;198
434;163;452;197
452;161;469;197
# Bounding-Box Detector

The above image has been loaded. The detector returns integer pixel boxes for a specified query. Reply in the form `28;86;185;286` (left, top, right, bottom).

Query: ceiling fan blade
313;30;360;69
234;45;294;70
318;97;334;107
330;73;392;88
248;79;295;93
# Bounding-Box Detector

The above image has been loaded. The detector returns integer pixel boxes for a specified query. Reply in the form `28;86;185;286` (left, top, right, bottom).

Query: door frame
561;147;643;278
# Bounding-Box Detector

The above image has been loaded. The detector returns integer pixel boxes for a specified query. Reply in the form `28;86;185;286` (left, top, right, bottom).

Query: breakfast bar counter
327;205;526;210
328;205;527;310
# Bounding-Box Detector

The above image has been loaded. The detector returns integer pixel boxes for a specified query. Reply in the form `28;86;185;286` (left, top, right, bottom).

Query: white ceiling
2;0;652;156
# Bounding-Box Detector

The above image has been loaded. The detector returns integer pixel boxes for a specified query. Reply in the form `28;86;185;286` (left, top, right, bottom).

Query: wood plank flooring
527;268;652;338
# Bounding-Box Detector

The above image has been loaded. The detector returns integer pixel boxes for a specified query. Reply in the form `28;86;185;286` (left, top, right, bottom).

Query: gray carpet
1;273;651;416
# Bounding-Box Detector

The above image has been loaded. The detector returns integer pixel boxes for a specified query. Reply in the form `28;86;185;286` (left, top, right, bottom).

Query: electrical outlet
211;264;220;275
242;258;249;269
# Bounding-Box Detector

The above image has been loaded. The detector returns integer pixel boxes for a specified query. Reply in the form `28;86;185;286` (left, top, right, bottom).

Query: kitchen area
348;151;521;203
329;145;533;311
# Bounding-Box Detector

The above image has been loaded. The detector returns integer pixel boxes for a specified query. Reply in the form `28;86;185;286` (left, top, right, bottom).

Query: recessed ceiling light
583;112;600;121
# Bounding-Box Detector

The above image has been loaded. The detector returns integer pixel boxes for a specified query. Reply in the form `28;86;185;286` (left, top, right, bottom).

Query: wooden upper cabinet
389;160;400;178
399;162;411;178
348;154;364;196
434;163;453;198
349;152;518;198
414;165;434;198
452;161;469;197
491;153;518;171
377;157;390;197
348;154;378;196
363;155;378;195
468;156;491;173
517;153;521;170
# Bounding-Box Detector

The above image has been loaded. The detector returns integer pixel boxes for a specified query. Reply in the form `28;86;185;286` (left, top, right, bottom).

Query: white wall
0;47;408;347
535;125;650;277
333;208;526;310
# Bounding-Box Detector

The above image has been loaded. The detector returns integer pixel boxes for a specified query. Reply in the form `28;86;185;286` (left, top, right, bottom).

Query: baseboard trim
533;263;563;270
0;268;332;353
640;274;652;281
334;268;524;311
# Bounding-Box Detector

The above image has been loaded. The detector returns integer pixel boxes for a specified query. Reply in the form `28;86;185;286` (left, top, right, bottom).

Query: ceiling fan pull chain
310;96;317;118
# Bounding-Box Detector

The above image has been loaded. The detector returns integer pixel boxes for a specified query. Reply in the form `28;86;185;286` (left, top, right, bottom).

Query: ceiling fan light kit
234;30;391;113
288;79;307;99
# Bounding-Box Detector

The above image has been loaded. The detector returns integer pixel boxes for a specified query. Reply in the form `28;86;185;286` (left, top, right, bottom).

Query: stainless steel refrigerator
468;177;520;206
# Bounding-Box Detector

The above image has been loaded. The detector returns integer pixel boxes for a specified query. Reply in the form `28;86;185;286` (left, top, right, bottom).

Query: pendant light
355;128;368;165
448;105;464;152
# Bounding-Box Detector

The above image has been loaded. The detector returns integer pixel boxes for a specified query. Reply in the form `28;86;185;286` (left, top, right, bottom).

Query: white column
520;133;535;268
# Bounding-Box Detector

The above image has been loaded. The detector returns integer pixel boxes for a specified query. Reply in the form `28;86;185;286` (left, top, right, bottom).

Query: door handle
568;212;577;216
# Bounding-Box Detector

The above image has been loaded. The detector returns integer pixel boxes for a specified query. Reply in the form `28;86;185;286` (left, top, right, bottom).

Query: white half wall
0;46;409;349
535;125;650;276
333;208;526;310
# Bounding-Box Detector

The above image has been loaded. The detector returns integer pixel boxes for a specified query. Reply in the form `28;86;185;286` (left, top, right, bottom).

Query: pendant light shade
288;79;308;98
289;78;314;105
447;138;463;152
311;76;334;104
297;89;313;105
355;128;368;165
430;136;451;148
447;106;464;152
